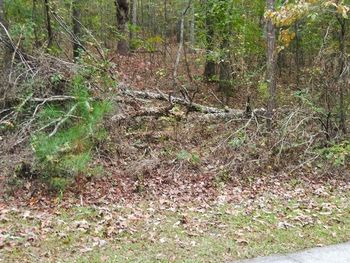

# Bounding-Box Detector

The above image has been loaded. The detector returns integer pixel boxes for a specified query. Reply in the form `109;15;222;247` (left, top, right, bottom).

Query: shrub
319;141;350;166
30;69;111;190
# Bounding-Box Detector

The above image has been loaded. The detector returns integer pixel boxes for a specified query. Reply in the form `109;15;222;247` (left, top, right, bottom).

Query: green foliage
228;131;246;150
146;36;162;52
294;89;330;119
196;0;265;56
129;37;144;50
213;169;231;188
258;81;269;101
31;69;111;188
50;73;64;84
134;35;164;52
9;22;36;50
50;177;71;193
319;141;350;166
176;149;201;165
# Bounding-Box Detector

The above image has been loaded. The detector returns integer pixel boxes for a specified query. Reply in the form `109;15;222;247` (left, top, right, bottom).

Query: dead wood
118;87;268;120
111;105;173;122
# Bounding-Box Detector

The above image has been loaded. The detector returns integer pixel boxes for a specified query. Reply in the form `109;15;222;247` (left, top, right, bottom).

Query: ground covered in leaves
2;120;350;263
2;173;350;263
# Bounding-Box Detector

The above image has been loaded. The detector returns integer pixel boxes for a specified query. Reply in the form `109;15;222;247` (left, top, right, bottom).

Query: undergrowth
1;51;115;192
31;62;112;191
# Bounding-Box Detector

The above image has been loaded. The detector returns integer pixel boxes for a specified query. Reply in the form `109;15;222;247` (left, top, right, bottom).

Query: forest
0;0;350;262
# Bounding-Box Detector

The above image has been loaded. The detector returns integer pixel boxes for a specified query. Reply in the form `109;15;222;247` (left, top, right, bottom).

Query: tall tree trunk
0;0;11;69
140;0;144;26
32;0;39;47
129;0;137;49
295;21;302;89
0;0;7;28
189;4;195;47
338;16;347;134
266;0;277;122
163;0;167;59
173;1;191;85
152;1;156;34
203;1;216;81
99;0;105;47
219;38;232;104
72;0;82;60
44;0;53;49
116;0;129;55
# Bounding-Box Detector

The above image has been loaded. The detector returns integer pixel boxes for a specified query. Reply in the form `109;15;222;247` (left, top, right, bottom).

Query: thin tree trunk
219;38;231;104
190;4;195;47
173;2;191;84
204;1;216;81
99;0;105;47
115;0;129;55
32;0;40;48
129;0;137;49
132;0;137;26
266;0;277;123
152;1;156;34
173;14;184;83
0;0;11;70
140;0;144;26
295;21;301;89
72;0;82;60
44;0;53;49
163;0;167;59
338;16;347;134
0;0;5;26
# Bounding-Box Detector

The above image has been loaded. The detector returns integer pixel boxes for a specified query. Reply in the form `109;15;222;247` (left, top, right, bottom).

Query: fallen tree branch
32;96;77;102
111;105;173;122
30;90;247;119
49;103;78;137
120;88;246;116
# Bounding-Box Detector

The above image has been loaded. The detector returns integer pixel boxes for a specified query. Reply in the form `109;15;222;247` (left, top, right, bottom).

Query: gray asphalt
235;242;350;263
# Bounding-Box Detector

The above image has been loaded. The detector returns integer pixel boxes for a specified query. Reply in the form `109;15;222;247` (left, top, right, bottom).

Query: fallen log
119;87;267;119
24;87;266;122
111;105;173;122
119;88;245;116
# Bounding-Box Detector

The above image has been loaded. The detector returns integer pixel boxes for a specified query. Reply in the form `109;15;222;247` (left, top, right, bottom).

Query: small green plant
318;140;350;166
145;35;163;52
176;150;201;166
30;68;111;190
50;177;71;193
257;80;268;101
155;68;167;79
294;90;326;115
160;105;185;139
50;73;64;84
213;169;231;188
228;130;246;149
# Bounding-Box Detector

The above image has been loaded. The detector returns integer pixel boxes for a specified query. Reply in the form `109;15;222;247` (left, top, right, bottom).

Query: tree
337;15;347;134
219;38;231;103
0;0;6;26
116;0;129;55
203;0;216;81
129;0;137;48
266;0;277;123
72;0;82;60
32;0;40;47
0;0;12;69
44;0;53;49
189;3;195;46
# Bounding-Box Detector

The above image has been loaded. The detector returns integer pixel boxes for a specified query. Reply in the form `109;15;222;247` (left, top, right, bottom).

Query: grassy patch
2;193;350;263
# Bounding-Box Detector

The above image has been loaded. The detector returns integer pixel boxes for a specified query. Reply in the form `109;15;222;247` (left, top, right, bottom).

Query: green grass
2;193;350;263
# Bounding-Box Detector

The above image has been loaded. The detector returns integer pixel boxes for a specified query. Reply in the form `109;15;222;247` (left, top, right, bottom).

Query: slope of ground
1;50;350;262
